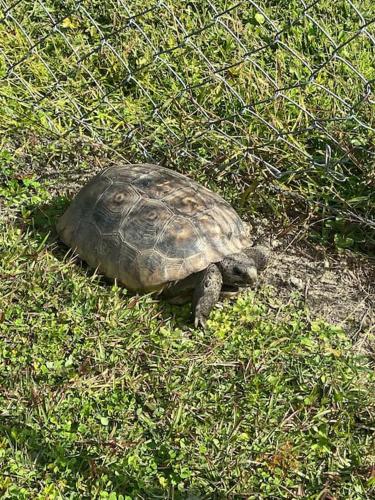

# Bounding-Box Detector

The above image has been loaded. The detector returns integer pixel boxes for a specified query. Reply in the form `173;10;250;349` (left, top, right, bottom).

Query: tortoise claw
194;312;207;329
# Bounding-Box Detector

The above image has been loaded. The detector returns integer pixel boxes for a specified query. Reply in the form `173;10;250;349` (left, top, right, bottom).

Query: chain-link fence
1;0;374;237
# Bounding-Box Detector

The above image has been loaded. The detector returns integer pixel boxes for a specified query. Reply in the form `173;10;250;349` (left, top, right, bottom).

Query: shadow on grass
26;194;69;248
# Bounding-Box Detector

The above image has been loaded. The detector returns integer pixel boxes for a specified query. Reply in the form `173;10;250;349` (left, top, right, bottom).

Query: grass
1;0;375;497
0;230;374;498
1;152;375;499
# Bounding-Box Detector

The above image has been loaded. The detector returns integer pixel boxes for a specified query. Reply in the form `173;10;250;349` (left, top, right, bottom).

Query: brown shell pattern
56;163;249;291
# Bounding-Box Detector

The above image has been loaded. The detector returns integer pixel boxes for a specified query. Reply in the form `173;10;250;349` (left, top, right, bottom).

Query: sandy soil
251;218;374;354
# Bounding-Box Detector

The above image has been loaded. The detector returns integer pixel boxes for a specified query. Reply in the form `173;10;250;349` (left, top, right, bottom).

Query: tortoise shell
57;164;249;291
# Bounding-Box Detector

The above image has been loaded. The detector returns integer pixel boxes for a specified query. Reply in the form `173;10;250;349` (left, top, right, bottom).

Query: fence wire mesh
1;0;374;234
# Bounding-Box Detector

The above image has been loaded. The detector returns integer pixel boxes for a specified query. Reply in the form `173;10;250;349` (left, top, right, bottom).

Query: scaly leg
192;264;223;328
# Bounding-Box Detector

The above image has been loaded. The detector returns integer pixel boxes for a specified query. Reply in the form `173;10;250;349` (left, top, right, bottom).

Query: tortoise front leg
193;264;223;328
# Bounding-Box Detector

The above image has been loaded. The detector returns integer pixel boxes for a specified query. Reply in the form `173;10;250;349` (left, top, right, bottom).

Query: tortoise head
218;253;258;286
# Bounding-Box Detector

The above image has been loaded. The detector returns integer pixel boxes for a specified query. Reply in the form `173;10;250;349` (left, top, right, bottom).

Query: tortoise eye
233;266;242;275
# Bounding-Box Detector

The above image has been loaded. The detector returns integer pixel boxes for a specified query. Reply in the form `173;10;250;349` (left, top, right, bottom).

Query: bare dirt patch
251;218;375;352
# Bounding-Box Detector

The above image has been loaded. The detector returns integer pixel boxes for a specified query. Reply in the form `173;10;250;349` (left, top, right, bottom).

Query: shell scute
156;216;204;259
120;198;173;250
93;183;140;235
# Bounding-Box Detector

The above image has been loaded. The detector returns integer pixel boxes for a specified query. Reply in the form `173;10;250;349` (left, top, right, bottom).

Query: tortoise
57;163;269;327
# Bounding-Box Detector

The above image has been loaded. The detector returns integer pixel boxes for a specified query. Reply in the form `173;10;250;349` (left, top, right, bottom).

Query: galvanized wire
0;0;374;229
